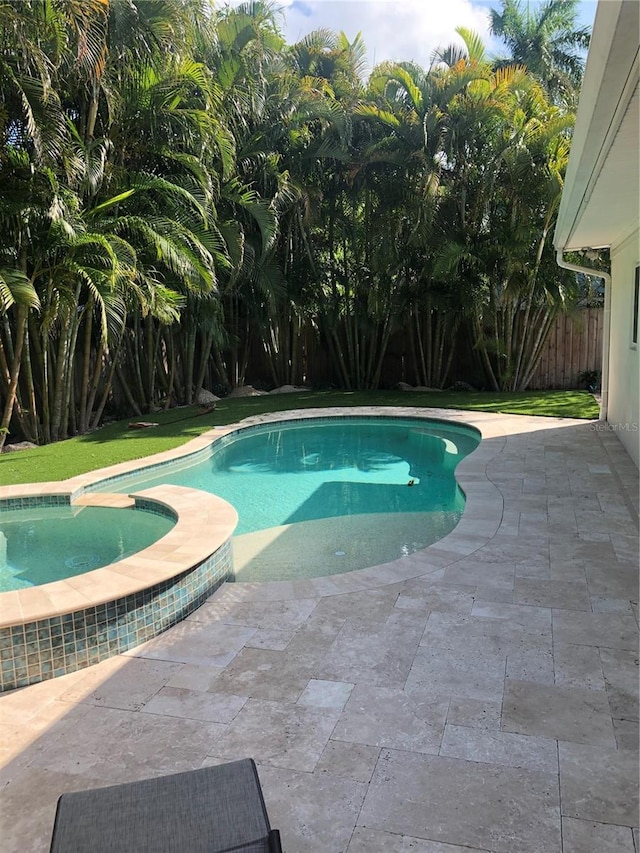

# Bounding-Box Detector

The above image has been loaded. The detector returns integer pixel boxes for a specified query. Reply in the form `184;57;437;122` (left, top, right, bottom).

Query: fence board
527;307;603;389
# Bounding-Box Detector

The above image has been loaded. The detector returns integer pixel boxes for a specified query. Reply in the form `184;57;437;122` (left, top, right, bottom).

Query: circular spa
0;502;175;592
0;488;237;692
99;416;481;581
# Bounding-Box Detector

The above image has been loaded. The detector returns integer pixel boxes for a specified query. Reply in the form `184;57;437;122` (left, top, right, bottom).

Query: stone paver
212;697;342;772
332;684;448;754
140;686;248;723
346;828;490;851
559;741;639;826
358;749;562;853
439;723;558;773
502;679;617;746
561;817;636;853
0;409;638;852
314;741;380;783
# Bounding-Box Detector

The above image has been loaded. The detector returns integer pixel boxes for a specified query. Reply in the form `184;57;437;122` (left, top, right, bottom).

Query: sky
249;0;599;76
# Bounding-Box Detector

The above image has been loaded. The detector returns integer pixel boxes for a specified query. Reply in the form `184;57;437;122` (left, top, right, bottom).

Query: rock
195;388;220;406
269;385;309;394
2;441;38;453
448;381;477;392
227;385;268;398
397;382;442;392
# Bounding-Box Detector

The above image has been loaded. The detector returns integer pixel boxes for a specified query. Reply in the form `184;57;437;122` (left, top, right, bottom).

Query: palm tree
357;51;490;388
0;268;41;451
289;32;412;390
433;53;577;390
0;0;108;167
489;0;590;106
0;0;237;442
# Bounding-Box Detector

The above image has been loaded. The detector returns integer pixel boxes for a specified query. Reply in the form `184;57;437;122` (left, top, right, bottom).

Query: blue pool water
0;505;175;591
104;417;480;580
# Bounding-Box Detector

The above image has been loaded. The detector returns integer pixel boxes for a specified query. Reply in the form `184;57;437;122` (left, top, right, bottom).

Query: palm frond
0;268;41;314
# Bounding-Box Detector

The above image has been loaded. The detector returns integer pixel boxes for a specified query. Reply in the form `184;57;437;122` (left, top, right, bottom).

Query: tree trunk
115;362;142;416
0;305;27;451
50;286;80;441
90;332;125;429
145;314;156;410
78;299;94;433
163;331;176;410
211;346;230;389
61;303;84;438
15;320;38;441
472;314;500;391
195;331;214;392
184;320;197;404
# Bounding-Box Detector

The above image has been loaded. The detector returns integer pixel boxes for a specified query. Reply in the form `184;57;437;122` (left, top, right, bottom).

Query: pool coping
0;404;587;623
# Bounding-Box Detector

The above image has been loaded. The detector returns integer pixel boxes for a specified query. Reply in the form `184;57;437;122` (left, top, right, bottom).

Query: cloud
289;1;315;17
279;0;493;73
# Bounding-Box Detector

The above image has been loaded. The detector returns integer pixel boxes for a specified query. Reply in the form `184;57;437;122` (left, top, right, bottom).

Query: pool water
0;505;175;591
107;417;479;581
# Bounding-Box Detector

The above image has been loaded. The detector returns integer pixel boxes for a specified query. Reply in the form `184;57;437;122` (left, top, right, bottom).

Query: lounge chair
49;758;282;852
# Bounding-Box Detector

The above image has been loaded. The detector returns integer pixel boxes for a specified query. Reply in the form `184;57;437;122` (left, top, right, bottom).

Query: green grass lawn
0;389;599;487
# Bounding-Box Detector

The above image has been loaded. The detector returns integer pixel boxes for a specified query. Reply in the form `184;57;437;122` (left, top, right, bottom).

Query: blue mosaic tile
0;536;233;692
85;444;214;493
133;498;178;522
0;495;70;513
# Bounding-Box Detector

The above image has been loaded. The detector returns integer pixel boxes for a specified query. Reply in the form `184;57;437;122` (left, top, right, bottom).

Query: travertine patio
1;409;638;852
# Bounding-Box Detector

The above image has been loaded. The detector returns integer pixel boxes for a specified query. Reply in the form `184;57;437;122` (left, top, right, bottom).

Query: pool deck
0;407;638;852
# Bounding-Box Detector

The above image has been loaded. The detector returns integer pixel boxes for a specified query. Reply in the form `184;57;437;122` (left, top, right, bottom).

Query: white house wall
607;229;640;467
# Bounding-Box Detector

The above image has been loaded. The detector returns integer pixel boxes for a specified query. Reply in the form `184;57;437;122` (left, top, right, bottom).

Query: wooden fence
382;307;604;390
528;307;603;390
239;307;604;392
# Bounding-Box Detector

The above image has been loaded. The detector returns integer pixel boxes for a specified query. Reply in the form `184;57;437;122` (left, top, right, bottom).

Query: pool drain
65;554;101;571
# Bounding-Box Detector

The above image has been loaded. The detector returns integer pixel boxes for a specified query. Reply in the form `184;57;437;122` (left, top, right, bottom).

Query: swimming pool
0;408;495;691
99;417;480;580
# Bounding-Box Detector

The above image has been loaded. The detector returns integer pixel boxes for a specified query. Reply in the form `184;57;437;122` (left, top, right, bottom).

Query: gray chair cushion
49;759;280;852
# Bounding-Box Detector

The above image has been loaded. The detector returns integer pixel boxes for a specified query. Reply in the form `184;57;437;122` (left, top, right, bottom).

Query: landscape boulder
227;385;268;398
269;385;309;394
2;441;38;453
195;388;220;406
447;381;477;392
397;382;442;392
